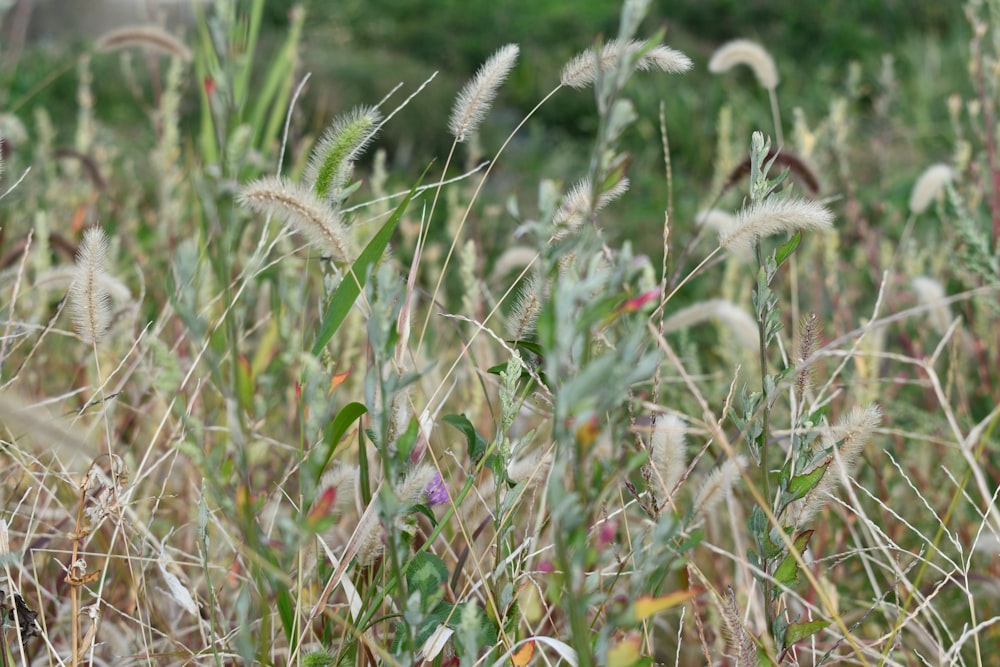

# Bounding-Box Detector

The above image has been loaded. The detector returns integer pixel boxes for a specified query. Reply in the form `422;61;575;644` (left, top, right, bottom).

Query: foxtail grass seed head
508;451;553;485
692;456;746;523
909;163;954;214
662;299;759;349
398;465;440;506
490;246;538;283
695;208;738;232
507;274;542;339
697;209;751;260
560;39;692;89
795;313;820;396
720;197;833;255
722;586;758;667
94;25;192;61
238;176;353;262
708;38;779;90
36;265;133;304
788;404;882;527
319;464;360;513
70;227;113;345
449;44;520;142
552;177;630;236
648;414;687;501
911;276;953;336
307;106;382;201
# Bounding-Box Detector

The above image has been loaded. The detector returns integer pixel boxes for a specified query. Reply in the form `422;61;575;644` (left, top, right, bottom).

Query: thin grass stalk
878;398;1000;664
649;324;872;665
414;85;563;355
753;237;776;631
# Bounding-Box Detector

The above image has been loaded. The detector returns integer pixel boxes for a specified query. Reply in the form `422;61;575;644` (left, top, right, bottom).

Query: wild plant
2;0;1000;665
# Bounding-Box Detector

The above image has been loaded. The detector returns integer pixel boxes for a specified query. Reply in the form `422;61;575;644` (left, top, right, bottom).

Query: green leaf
395;418;420;464
311;402;368;492
773;530;814;594
405;552;449;600
311;182;420;355
775;230;802;267
443;414;489;464
784;618;831;647
276;587;297;652
787;463;828;501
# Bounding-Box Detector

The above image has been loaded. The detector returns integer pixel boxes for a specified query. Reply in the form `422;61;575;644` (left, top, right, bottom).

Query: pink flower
618;289;661;313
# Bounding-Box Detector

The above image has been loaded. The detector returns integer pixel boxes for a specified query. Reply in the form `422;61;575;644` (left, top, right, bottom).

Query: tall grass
1;0;999;665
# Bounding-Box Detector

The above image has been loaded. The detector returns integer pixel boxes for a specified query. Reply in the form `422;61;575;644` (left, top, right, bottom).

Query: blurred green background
1;0;969;248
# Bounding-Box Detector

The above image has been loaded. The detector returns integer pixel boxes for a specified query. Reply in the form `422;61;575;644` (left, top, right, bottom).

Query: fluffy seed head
560;39;692;89
692;456;746;523
490;246;539;283
307;106;382;201
911;276;953;335
909;163;954;214
708;38;779;89
508;450;553;486
662;299;759;349
648;414;687;502
450;44;520;142
787;404;882;527
552;177;630;236
95;25;192;61
238;176;353;262
720;197;833;254
70;227;113;345
507;275;543;339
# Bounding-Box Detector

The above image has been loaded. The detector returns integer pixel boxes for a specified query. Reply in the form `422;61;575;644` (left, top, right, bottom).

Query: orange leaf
606;633;641;667
329;368;351;392
632;588;700;622
512;640;534;666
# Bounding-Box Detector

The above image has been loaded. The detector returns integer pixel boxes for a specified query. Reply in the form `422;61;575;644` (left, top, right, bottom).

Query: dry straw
94;25;192;61
560;39;692;88
708;38;778;90
69;227;113;345
238;177;353;262
909;163;954;214
719;197;833;254
449;44;520;142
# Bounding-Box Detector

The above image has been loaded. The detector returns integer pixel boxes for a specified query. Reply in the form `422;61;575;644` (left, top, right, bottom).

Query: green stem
754;239;775;633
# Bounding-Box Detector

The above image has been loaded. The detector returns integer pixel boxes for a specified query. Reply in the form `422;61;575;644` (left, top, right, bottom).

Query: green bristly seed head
309;106;381;201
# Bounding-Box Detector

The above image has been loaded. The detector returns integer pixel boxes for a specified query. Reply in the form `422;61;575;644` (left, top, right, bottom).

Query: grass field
0;1;998;665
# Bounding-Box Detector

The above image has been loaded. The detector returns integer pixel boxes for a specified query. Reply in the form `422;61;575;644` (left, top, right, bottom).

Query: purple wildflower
424;472;450;506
